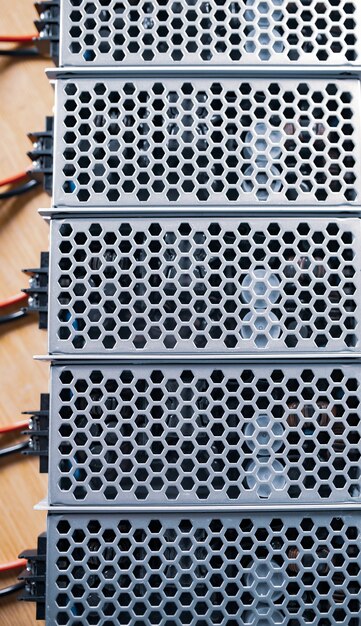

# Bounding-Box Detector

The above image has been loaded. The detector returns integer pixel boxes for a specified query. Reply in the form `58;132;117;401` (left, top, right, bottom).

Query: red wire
0;293;28;310
0;559;27;573
0;171;29;188
0;35;36;43
0;420;29;435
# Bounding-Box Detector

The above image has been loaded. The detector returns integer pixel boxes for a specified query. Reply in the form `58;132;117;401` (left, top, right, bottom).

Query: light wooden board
0;1;53;623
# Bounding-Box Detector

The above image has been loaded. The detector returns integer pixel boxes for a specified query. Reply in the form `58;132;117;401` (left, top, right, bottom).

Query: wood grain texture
0;1;53;623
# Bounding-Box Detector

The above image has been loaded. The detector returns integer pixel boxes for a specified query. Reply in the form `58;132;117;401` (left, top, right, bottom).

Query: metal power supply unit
47;215;361;355
41;510;360;625
46;361;361;507
48;77;361;208
39;0;361;70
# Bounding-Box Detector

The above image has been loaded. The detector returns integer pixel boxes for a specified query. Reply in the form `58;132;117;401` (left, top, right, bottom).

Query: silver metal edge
36;500;361;513
46;66;361;79
34;354;361;362
38;207;361;218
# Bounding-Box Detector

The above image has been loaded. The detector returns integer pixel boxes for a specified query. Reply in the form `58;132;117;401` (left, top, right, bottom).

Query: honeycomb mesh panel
53;78;361;207
49;216;361;354
59;0;361;67
49;363;361;505
47;511;361;625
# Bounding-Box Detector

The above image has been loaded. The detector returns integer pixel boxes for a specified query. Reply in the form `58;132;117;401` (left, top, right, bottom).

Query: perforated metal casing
48;362;361;506
46;511;361;625
58;0;361;69
49;216;361;355
52;77;361;207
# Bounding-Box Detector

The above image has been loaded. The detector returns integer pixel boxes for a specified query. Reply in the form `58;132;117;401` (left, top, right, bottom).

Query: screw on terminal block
22;394;49;473
22;252;49;330
18;534;47;621
28;117;54;196
34;1;59;64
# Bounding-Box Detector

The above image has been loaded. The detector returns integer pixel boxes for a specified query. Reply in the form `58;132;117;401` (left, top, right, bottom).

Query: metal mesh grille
49;363;361;506
49;216;361;355
53;78;361;207
47;511;361;625
59;0;361;67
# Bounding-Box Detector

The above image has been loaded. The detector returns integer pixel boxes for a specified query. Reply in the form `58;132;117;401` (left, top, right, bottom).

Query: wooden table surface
0;1;53;623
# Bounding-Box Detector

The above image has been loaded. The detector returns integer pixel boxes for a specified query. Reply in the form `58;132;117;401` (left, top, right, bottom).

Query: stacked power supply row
26;1;361;624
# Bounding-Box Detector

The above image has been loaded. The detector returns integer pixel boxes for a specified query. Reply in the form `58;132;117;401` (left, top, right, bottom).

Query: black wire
0;179;40;200
0;308;28;325
0;48;40;57
0;440;30;459
0;582;26;599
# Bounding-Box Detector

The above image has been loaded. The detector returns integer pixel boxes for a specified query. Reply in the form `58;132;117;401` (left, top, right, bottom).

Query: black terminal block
34;1;60;64
22;251;49;330
28;116;54;196
18;533;47;621
22;394;49;474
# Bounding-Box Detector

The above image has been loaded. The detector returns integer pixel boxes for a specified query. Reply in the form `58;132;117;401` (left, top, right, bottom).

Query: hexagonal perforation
50;217;361;354
53;78;361;207
47;512;361;625
60;0;360;67
50;363;361;506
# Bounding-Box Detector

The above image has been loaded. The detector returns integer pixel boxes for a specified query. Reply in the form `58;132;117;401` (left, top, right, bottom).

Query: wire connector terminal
18;534;47;621
28;117;53;196
34;1;59;64
22;251;49;330
22;394;49;473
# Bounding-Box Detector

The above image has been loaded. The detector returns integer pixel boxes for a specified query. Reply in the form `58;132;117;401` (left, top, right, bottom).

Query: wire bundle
0;171;40;200
0;13;47;617
0;559;27;599
0;34;40;58
0;412;30;459
0;292;29;326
